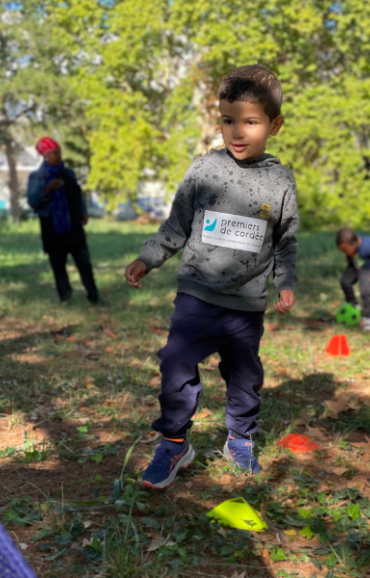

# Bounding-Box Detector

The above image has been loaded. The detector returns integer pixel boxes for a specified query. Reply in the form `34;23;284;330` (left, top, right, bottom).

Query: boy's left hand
274;290;295;314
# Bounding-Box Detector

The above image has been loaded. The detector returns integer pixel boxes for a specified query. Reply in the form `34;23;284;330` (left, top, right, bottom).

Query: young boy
126;64;299;489
336;228;370;330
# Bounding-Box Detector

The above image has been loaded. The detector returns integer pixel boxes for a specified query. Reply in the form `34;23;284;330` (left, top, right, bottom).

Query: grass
0;218;370;578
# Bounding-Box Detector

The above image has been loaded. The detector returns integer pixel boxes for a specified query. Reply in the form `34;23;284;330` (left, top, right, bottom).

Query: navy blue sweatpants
152;293;264;439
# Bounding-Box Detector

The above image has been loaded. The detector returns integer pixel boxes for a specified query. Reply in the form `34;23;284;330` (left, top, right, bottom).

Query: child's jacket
138;149;299;312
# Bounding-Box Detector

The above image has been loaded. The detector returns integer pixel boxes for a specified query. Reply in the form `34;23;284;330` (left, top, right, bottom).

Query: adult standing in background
27;137;100;304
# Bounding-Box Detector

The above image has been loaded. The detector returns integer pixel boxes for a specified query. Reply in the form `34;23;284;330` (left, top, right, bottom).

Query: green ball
335;303;361;326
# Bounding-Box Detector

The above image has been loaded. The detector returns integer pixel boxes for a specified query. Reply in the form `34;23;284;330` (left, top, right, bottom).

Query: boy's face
337;241;358;258
219;100;284;160
45;147;62;167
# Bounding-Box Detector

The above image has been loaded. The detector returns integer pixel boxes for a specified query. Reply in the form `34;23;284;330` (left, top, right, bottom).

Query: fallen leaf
351;442;370;451
184;481;193;489
324;398;348;417
293;418;308;427
218;527;228;538
306;426;327;440
142;395;157;406
103;329;118;338
105;346;115;355
347;475;370;491
299;410;310;424
267;323;295;331
83;521;93;528
194;408;212;420
54;397;64;409
218;474;234;486
283;529;296;536
19;543;28;551
230;572;246;578
331;467;348;476
326;500;348;509
149;376;161;388
140;431;160;444
149;328;168;335
147;534;176;552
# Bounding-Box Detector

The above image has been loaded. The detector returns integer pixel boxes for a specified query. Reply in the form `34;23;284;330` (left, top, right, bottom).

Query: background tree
13;0;370;228
0;1;90;221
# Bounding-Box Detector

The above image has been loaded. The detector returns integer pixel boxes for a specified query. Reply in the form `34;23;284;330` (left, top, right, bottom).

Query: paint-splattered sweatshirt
138;148;299;311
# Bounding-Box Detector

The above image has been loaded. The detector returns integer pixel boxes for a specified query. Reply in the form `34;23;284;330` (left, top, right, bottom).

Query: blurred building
0;146;40;213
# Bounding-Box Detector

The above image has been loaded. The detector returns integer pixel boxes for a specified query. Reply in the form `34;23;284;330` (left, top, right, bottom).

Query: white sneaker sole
142;444;195;489
223;441;233;461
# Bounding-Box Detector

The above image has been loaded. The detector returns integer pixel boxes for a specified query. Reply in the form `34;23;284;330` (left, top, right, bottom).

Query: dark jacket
27;164;87;216
27;164;88;253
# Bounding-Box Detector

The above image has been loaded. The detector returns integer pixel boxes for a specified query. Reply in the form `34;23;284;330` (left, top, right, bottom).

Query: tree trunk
5;139;20;223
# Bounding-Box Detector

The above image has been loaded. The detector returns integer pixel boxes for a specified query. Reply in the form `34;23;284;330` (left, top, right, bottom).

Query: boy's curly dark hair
218;64;282;121
336;228;358;246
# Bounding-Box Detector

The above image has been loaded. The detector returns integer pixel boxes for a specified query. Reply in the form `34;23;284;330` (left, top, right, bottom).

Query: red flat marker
278;433;322;453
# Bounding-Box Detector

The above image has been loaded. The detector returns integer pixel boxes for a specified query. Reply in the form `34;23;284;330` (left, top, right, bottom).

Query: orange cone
325;334;350;356
278;433;322;453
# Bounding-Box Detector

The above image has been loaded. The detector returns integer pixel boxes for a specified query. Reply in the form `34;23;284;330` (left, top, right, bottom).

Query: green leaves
300;524;315;539
347;504;361;521
8;0;369;226
270;547;287;561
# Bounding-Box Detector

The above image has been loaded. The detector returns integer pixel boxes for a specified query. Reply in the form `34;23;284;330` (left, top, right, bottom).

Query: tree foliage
0;1;91;219
14;0;370;227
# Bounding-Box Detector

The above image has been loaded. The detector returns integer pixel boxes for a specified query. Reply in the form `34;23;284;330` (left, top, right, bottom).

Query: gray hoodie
138;148;299;311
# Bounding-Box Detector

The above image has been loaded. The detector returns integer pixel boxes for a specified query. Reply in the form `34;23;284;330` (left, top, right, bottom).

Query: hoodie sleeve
138;162;198;273
27;170;49;210
272;174;299;293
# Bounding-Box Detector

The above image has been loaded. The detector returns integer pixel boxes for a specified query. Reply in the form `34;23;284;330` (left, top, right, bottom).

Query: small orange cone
278;433;322;453
325;334;350;356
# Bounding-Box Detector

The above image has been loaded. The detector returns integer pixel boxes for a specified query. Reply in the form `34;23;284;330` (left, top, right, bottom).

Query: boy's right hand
125;259;147;289
44;179;64;195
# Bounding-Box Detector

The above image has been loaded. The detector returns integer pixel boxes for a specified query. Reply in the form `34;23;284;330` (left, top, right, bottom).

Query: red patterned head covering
35;137;60;156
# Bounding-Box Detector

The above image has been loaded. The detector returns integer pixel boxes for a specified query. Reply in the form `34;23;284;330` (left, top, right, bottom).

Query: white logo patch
202;210;267;253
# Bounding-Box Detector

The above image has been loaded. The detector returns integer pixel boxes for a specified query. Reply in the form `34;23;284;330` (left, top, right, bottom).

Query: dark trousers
48;241;99;303
152;293;264;439
341;263;370;317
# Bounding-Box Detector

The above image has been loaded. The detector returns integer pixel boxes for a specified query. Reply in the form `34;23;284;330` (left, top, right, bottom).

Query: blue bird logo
204;218;217;232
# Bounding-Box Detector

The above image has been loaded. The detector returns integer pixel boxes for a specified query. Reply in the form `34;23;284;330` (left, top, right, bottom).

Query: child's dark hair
218;64;282;121
336;228;358;246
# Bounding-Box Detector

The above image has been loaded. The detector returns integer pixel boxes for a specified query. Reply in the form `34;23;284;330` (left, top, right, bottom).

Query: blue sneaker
142;439;195;489
223;435;261;474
